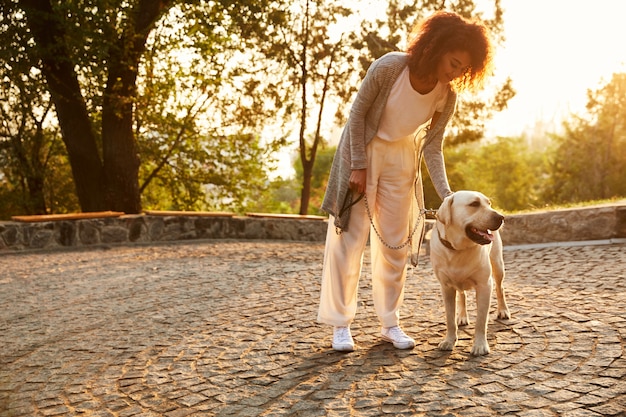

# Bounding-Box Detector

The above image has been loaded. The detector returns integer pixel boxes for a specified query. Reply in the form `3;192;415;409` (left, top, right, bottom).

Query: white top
376;67;448;142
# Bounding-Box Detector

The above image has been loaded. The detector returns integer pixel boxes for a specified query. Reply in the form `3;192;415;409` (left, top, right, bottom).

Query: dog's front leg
493;264;510;320
457;290;469;326
490;234;510;320
438;284;458;351
471;279;493;356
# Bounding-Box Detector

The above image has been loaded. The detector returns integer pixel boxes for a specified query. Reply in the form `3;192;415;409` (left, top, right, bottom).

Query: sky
486;0;626;137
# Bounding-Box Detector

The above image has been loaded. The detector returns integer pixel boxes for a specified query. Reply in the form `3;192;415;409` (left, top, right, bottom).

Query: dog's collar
435;226;456;251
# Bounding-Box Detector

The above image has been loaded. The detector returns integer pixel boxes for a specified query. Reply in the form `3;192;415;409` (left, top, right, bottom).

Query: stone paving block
1;240;625;416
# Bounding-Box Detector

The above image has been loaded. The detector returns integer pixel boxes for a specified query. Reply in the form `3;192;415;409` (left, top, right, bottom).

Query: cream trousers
318;136;417;328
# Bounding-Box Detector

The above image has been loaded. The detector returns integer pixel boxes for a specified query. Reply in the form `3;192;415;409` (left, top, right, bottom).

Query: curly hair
406;11;493;92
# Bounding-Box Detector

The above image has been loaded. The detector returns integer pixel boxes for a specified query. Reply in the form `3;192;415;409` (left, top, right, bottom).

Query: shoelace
334;327;351;341
386;327;409;341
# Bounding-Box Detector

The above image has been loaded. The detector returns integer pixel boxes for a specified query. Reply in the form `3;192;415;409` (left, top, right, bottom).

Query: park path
1;240;625;416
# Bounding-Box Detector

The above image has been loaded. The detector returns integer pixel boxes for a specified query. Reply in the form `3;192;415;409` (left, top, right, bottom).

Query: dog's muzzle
466;213;504;245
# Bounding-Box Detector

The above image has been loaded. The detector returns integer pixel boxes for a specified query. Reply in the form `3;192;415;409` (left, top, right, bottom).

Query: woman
318;11;494;351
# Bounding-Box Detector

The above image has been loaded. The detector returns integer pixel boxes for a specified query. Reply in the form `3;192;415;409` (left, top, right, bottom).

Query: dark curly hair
406;11;493;92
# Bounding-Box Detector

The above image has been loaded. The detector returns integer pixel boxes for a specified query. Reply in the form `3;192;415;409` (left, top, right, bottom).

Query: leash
362;193;422;250
422;208;438;219
334;127;440;248
336;190;439;249
336;190;441;267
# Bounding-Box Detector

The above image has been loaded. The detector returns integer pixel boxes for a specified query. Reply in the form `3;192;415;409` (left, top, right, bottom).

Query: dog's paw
457;315;469;326
470;340;490;356
437;338;457;351
497;309;511;320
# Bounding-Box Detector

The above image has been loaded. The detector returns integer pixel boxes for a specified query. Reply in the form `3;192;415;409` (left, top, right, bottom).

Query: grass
504;197;626;215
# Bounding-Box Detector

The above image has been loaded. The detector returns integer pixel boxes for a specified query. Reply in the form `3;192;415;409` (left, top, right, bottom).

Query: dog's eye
469;201;481;207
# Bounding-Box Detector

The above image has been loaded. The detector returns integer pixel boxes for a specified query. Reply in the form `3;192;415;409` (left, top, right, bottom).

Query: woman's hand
349;169;367;194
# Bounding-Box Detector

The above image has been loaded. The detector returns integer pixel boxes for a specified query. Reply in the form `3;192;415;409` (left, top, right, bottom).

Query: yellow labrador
430;190;510;356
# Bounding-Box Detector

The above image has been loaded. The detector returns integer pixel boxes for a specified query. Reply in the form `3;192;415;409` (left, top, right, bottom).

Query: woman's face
436;50;471;84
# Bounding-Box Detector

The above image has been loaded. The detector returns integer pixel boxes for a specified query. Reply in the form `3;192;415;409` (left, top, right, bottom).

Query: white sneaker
332;326;354;352
381;326;415;349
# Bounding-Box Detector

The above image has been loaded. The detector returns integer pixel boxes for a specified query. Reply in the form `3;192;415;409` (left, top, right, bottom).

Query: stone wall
0;214;327;252
499;203;626;245
1;203;626;252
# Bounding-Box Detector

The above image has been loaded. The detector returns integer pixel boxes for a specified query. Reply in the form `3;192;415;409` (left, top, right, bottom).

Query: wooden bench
143;210;234;217
245;212;326;220
11;211;124;222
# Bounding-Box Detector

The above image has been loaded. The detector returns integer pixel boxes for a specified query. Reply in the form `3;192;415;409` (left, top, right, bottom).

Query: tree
5;0;290;214
546;73;626;204
258;0;513;215
14;0;165;213
134;10;286;212
264;0;360;215
0;58;54;215
0;2;79;218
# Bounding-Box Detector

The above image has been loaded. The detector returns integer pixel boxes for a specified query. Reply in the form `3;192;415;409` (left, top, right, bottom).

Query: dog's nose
492;213;505;226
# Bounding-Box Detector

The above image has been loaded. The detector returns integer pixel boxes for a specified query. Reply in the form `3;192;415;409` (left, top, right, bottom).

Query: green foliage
423;72;626;213
140;132;275;213
258;0;362;214
1;0;292;216
444;137;549;211
421;136;545;212
43;152;81;214
0;8;79;219
135;12;285;214
247;176;301;214
545;73;626;204
0;134;79;219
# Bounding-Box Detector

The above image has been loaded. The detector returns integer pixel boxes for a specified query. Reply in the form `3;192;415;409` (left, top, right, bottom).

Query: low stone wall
499;203;626;245
0;214;327;252
1;203;625;252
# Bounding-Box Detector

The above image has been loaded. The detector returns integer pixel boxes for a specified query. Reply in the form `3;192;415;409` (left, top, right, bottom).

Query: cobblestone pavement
1;240;625;417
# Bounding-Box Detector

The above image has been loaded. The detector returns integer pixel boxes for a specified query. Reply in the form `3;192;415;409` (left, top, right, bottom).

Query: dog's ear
436;194;454;225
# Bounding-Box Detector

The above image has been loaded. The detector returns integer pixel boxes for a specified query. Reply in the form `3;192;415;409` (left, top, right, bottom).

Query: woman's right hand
349;169;367;194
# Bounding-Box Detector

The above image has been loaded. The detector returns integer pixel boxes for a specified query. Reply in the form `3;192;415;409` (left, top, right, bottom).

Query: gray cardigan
322;51;457;233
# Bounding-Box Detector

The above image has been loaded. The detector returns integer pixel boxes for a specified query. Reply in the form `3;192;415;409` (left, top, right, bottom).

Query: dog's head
436;190;504;246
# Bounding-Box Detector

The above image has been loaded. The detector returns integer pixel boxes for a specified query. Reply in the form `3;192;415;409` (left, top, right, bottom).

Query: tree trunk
102;51;142;213
101;98;142;213
300;160;313;215
19;0;106;212
25;176;47;214
8;122;46;214
25;122;48;214
98;0;171;214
